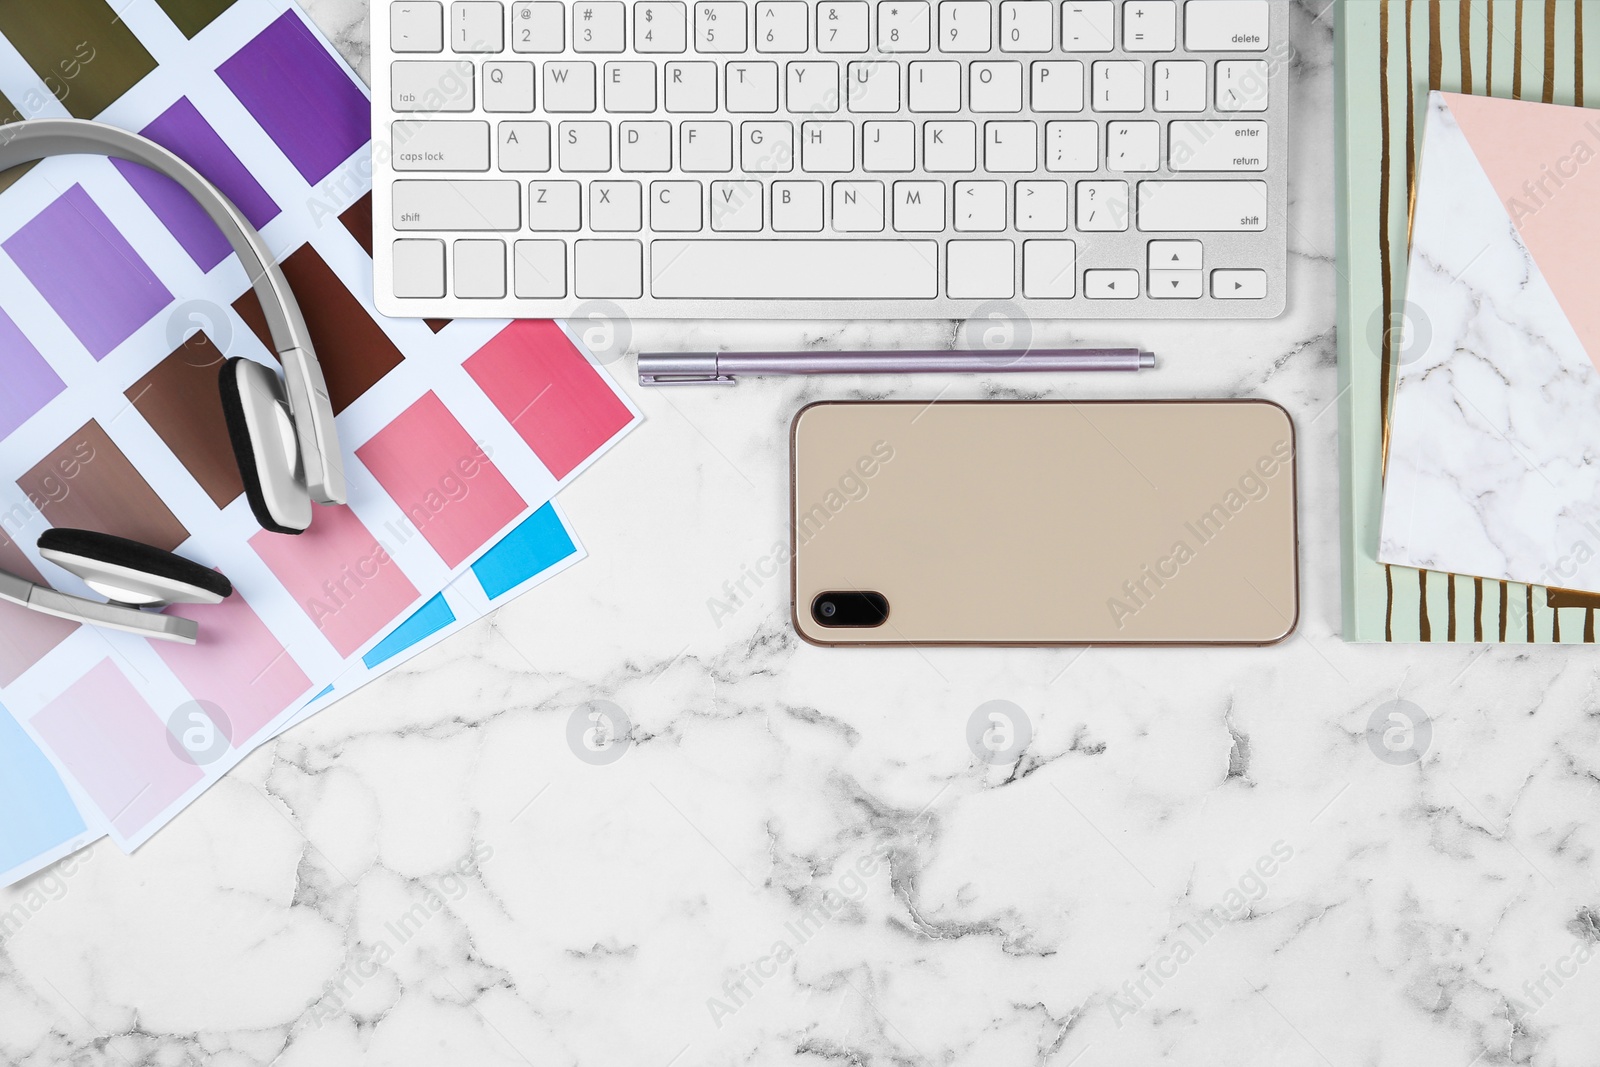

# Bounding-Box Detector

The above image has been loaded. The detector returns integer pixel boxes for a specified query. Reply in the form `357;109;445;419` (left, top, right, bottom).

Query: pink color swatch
463;321;633;479
155;591;313;738
31;660;202;837
249;505;420;657
356;392;528;567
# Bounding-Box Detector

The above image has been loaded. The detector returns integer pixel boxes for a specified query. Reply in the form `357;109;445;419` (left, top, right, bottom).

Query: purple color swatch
112;97;281;271
216;12;369;186
3;185;173;361
0;306;65;438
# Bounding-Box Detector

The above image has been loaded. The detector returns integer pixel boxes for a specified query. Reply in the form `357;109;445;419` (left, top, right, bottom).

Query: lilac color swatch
112;97;281;271
3;185;174;361
0;306;65;438
215;11;369;185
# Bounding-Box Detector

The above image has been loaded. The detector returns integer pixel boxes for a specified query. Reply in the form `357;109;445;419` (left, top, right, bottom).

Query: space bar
651;240;939;299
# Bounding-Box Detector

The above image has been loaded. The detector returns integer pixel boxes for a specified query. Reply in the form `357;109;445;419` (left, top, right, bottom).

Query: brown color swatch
154;0;233;38
0;90;33;195
17;420;190;552
339;193;450;333
126;332;244;509
0;0;157;120
233;242;406;414
0;534;78;686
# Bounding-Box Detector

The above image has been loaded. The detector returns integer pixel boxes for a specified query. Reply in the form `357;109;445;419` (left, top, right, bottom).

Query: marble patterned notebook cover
1380;90;1600;594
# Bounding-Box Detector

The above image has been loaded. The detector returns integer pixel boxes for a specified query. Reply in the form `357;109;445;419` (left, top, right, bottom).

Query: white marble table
5;3;1600;1065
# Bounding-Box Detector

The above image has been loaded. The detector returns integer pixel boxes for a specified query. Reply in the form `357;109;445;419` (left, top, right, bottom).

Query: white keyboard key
1155;60;1205;111
1022;239;1075;296
651;180;704;229
984;120;1036;171
605;61;659;110
757;1;810;50
1137;179;1266;231
1031;61;1082;111
529;179;583;228
923;119;976;171
394;120;491;170
863;121;916;171
947;239;1013;298
1216;59;1269;111
1107;120;1159;171
999;1;1052;51
772;180;824;229
954;180;1006;231
741;120;794;170
1169;120;1267;171
514;239;567;295
1092;60;1144;111
969;61;1023;111
1148;239;1201;269
1085;268;1137;298
590;179;642;229
696;2;749;51
712;180;766;229
666;61;719;109
832;180;885;231
893;180;945;230
939;1;991;51
393;2;444;52
543;61;597;110
817;1;870;51
483;60;536;110
452;1;504;51
1015;179;1067;230
512;1;566;50
1148;268;1201;297
1185;0;1268;51
787;61;839;111
848;61;901;111
574;2;627;50
878;1;931;51
1075;179;1128;230
1060;0;1113;49
636;1;689;50
1123;0;1175;51
394;179;522;229
681;120;735;169
576;239;644;297
393;239;447;296
392;60;475;112
801;120;855;170
621;120;673;169
650;240;938;297
909;61;961;111
727;61;780;110
455;239;507;296
1212;268;1267;298
1044;120;1097;171
559;120;612;169
497;120;550;169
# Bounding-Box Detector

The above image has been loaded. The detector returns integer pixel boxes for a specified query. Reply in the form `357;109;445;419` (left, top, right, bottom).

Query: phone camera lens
820;601;837;618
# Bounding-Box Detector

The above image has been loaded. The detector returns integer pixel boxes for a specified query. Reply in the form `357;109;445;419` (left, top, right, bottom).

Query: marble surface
5;4;1600;1066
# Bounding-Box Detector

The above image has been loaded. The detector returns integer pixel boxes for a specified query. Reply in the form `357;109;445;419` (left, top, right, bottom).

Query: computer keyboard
371;0;1287;319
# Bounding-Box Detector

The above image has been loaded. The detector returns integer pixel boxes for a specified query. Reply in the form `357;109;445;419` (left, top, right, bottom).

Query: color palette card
0;0;640;864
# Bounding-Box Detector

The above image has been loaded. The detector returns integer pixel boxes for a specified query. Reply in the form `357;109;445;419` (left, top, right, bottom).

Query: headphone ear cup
220;357;313;535
38;529;232;606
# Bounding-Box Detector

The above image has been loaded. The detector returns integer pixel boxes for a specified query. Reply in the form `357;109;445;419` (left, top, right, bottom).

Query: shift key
1137;180;1266;231
394;180;522;229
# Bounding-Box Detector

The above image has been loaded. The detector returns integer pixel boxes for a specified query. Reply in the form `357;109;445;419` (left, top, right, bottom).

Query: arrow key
1211;268;1267;298
1147;238;1201;270
1085;268;1139;299
1149;268;1201;298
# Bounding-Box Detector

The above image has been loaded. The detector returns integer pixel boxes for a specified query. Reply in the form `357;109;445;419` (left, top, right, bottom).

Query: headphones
0;119;345;645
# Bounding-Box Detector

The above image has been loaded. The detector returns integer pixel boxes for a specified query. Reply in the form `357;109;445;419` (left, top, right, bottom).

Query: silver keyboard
371;0;1287;319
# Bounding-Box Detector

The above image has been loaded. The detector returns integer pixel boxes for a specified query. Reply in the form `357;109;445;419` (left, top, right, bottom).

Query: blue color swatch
362;593;456;669
471;504;577;599
0;707;86;876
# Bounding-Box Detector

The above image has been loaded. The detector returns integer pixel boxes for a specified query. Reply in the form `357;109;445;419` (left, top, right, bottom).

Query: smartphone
790;399;1299;646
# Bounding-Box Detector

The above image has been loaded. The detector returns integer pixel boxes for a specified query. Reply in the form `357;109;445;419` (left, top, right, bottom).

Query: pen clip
638;373;737;386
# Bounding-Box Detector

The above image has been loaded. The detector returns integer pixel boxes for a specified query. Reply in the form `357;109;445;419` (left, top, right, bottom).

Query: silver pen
638;348;1156;385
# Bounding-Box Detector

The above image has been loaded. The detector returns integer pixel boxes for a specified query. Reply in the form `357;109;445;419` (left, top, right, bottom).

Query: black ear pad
220;357;304;536
37;529;233;600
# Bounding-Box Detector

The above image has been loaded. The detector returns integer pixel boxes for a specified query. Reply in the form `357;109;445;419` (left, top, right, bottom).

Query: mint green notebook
1337;0;1600;642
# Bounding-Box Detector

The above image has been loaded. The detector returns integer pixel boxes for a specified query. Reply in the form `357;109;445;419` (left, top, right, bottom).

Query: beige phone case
791;400;1299;646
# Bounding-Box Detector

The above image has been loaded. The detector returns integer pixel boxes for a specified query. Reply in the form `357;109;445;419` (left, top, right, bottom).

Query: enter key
1167;120;1268;172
